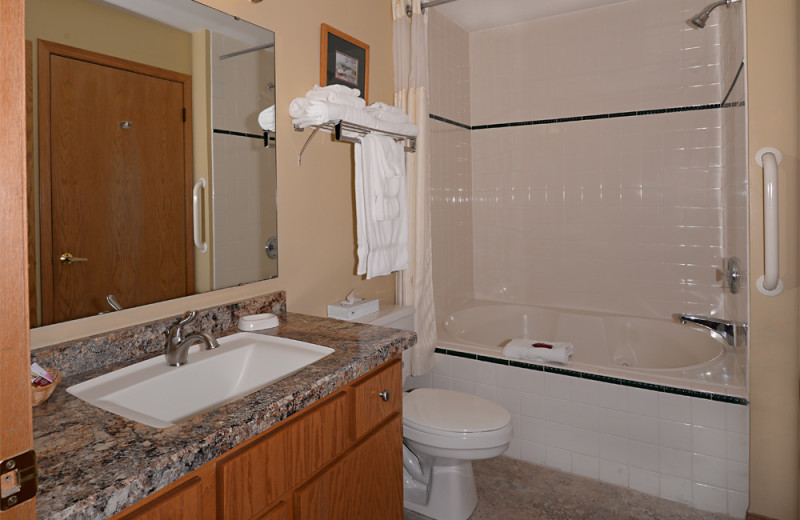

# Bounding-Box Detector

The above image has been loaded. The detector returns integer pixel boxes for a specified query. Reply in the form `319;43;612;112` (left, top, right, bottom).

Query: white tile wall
407;353;750;518
470;111;726;318
468;0;722;126
429;11;474;320
719;1;747;326
211;32;278;288
426;0;746;321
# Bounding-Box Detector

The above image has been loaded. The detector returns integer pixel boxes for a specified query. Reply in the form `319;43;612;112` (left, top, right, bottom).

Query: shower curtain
393;0;436;375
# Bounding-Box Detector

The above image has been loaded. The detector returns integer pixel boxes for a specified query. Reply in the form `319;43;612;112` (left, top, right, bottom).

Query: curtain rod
219;42;274;60
406;0;459;17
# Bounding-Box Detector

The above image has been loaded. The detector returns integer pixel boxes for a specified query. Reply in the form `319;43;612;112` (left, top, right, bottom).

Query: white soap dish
238;313;279;331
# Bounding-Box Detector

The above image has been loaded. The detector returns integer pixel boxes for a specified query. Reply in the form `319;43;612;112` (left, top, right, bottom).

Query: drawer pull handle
378;390;391;402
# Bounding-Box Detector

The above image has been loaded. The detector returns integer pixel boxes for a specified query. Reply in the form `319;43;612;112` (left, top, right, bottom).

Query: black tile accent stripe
429;113;472;130
721;61;746;107
433;347;749;405
213;128;275;141
430;103;727;131
430;59;747;132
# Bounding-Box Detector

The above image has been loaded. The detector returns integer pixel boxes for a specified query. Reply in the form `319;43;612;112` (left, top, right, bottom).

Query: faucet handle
177;311;197;328
168;311;197;344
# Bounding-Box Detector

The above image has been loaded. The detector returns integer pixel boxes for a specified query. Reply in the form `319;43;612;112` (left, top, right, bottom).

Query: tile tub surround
32;308;416;519
406;353;749;518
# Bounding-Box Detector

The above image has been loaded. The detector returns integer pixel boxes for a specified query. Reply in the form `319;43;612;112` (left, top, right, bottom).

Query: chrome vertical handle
192;179;208;253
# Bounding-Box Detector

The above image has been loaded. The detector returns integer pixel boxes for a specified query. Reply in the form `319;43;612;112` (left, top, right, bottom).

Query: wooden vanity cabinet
111;358;401;520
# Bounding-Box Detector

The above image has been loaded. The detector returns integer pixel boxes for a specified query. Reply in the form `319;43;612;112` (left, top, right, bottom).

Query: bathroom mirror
26;0;277;327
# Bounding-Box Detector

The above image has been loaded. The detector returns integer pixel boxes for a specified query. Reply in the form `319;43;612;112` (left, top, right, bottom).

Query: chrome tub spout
677;314;747;347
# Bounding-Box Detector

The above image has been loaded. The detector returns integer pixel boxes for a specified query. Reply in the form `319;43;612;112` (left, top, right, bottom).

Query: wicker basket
32;369;61;406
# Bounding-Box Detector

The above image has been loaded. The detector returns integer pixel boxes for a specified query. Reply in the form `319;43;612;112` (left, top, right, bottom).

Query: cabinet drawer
114;477;203;520
217;393;348;520
350;359;402;440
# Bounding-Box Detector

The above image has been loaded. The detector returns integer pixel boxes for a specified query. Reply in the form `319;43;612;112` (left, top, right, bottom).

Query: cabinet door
218;393;348;520
350;359;402;440
114;477;203;520
255;500;290;520
295;414;402;520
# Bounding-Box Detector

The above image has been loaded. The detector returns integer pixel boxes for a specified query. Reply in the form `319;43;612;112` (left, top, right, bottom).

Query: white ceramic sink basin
67;332;334;428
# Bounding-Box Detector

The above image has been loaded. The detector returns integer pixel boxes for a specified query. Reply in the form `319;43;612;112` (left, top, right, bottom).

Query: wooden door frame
37;40;194;324
0;0;36;518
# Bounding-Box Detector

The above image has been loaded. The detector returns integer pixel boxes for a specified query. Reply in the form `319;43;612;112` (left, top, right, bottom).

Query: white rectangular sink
67;332;334;428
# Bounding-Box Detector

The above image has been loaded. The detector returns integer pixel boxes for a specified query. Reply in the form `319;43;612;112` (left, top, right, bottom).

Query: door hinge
1;450;38;511
182;108;187;122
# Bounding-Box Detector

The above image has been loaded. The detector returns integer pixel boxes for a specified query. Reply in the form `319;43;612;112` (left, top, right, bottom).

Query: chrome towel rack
294;120;417;166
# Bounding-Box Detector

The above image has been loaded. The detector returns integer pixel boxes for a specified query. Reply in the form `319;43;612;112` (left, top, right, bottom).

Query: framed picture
320;24;369;103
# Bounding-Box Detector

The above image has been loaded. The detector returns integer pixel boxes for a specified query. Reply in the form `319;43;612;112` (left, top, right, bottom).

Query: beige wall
746;1;800;518
30;0;396;348
26;0;193;73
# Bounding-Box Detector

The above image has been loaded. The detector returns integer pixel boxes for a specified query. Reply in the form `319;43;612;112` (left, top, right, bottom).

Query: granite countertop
32;312;416;520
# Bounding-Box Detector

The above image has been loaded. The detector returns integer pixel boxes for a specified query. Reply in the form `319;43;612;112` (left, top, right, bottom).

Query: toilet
354;306;513;520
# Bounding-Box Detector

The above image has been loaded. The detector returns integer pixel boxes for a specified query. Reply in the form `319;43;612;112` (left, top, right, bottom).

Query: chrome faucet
677;314;747;347
165;311;220;366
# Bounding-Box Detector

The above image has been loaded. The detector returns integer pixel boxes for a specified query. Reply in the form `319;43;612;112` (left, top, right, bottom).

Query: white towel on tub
503;339;574;364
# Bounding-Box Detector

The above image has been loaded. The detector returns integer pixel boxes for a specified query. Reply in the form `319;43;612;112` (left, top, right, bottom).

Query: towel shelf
294;120;416;166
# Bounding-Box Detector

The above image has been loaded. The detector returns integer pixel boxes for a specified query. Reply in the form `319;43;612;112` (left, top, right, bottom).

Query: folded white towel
503;339;574;364
365;102;411;123
289;98;420;138
258;105;275;132
307;84;366;109
289;98;370;129
354;134;408;279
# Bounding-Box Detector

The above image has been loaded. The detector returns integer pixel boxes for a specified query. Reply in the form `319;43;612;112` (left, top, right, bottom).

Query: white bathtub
437;301;746;396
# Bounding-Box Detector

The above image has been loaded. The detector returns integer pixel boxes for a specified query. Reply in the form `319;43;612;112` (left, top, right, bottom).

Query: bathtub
418;301;749;517
436;300;746;397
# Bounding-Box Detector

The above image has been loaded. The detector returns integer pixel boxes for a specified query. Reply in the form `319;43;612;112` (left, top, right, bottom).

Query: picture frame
320;24;369;103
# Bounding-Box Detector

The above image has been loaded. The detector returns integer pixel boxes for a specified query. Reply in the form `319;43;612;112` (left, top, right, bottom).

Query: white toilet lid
403;388;511;434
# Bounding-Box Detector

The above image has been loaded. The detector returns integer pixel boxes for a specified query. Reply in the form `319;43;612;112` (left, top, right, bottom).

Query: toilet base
404;458;478;520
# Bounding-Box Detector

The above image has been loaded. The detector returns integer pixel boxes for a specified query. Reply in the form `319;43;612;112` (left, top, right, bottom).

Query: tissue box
327;298;380;321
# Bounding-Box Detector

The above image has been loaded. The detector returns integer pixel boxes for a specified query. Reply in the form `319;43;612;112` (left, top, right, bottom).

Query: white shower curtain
393;0;436;376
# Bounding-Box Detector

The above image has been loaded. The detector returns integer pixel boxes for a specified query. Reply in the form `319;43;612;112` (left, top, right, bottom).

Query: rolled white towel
289;98;367;128
502;339;574;364
306;84;365;109
365;102;411;123
258;105;275;132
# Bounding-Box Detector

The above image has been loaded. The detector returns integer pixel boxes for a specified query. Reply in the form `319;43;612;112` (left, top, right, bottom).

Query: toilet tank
353;305;415;331
352;306;415;383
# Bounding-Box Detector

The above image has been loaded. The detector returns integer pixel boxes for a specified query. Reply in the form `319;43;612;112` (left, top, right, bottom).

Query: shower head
688;0;741;29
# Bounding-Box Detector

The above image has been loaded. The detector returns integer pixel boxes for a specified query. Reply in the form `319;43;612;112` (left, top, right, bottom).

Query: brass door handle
59;252;88;264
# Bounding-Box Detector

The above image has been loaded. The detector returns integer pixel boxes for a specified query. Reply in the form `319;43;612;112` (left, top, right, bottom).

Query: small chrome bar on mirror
676;314;747;347
106;294;124;311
